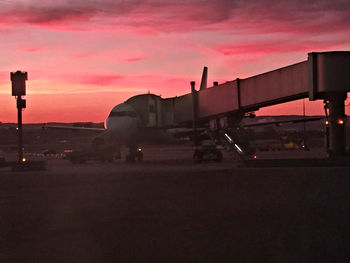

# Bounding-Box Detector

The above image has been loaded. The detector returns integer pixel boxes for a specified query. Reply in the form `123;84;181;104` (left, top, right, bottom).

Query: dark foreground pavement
1;160;350;262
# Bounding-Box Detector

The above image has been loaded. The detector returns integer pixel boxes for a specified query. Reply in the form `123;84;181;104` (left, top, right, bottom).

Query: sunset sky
0;0;350;123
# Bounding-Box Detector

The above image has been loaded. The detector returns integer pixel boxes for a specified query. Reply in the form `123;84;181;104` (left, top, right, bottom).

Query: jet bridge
126;51;350;156
174;51;350;157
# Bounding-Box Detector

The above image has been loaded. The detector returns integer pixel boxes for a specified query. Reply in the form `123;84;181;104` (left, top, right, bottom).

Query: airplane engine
91;131;120;154
91;136;106;151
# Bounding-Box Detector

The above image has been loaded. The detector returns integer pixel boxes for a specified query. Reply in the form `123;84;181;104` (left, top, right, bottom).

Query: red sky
0;0;350;123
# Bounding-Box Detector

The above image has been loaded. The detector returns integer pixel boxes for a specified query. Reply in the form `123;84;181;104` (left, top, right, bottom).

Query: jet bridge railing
171;52;350;122
197;61;310;119
170;51;350;156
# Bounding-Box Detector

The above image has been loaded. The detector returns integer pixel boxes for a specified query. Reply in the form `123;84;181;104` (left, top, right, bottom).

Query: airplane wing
166;127;206;138
43;124;105;133
242;116;323;128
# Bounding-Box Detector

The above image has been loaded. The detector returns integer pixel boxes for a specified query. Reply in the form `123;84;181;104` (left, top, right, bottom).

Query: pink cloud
18;46;46;53
0;0;349;124
0;0;348;35
0;7;92;25
215;40;345;56
70;49;148;63
22;71;195;95
124;57;148;63
60;74;123;86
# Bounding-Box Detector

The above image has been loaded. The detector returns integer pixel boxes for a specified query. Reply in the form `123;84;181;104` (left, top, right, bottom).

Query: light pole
10;70;27;164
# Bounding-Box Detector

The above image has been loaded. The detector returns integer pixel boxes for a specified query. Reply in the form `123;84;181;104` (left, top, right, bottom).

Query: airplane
45;102;144;162
45;68;324;163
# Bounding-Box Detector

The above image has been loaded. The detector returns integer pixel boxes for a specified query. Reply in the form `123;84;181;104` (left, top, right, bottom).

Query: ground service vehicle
65;147;114;164
193;133;223;163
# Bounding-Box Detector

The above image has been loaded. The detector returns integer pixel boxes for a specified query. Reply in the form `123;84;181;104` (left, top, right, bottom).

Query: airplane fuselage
105;103;141;142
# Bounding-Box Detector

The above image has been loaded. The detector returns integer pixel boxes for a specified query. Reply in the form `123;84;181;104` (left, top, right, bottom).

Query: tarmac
1;146;350;262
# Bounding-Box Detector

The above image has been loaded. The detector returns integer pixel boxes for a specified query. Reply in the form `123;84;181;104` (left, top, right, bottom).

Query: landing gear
193;149;223;163
126;154;135;163
193;131;223;163
213;150;223;162
125;146;143;163
137;149;143;162
193;150;202;163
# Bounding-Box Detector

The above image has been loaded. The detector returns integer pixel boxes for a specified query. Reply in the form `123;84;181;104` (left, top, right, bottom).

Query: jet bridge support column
308;52;350;157
191;81;199;146
327;92;347;157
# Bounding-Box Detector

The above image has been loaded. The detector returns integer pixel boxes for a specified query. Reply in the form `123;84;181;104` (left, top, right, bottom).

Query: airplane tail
199;66;208;91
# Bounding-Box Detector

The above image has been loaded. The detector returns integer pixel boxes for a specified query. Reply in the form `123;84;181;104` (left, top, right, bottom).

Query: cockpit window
108;111;137;118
